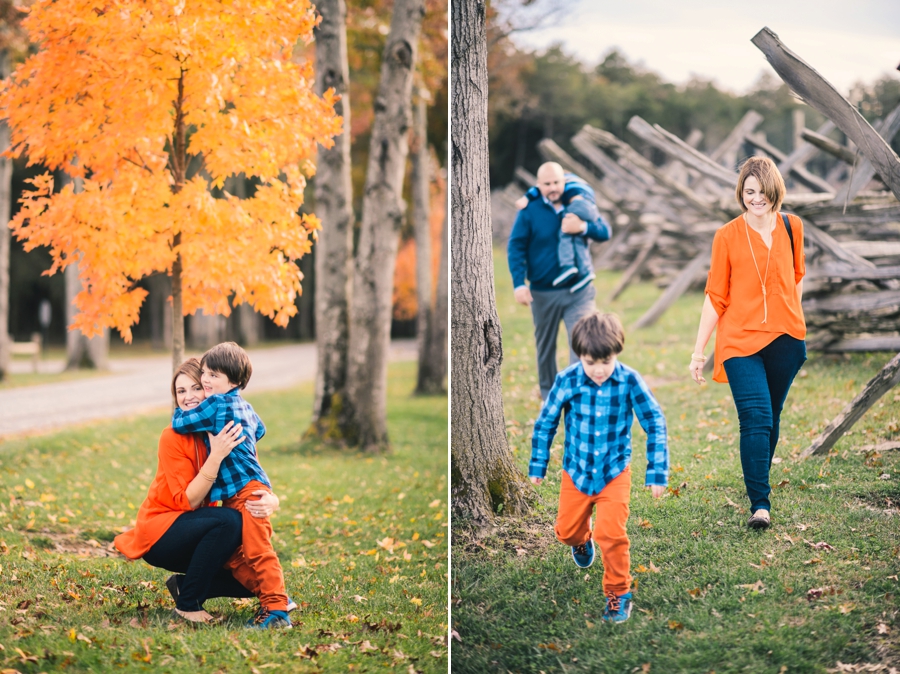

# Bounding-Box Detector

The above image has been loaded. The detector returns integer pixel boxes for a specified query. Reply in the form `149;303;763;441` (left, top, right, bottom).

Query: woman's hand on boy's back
647;485;665;498
207;421;243;463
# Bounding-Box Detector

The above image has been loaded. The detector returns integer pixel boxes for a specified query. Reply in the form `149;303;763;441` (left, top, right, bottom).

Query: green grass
451;251;900;673
0;361;448;672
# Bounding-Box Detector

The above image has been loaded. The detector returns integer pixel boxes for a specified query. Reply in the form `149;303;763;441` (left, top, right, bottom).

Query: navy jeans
722;334;806;514
143;507;254;612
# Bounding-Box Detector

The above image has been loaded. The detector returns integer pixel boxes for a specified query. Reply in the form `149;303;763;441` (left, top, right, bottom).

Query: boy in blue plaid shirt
529;312;668;623
171;342;291;629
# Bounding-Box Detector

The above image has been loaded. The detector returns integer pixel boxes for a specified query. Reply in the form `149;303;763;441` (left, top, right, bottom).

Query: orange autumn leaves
1;0;341;340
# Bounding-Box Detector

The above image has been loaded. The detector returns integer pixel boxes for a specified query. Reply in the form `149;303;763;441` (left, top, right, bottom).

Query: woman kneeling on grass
689;156;807;530
114;358;286;623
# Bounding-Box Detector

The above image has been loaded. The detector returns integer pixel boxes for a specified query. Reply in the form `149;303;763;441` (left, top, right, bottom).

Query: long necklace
744;213;773;324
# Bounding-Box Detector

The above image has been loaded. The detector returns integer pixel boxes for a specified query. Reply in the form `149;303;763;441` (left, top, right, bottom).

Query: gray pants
530;284;597;399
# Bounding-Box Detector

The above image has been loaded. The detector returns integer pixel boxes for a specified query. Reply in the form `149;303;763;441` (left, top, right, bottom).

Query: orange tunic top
705;213;806;384
114;428;207;560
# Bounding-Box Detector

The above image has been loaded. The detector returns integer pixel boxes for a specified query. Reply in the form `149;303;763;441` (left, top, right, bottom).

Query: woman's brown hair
735;156;786;213
171;357;202;400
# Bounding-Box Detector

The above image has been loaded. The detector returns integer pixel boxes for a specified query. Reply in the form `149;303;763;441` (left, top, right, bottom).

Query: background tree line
486;34;900;188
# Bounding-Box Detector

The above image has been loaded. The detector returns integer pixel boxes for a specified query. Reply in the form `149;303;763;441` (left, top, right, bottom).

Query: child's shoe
602;591;633;623
552;267;578;286
286;596;298;612
246;606;292;629
570;272;596;293
571;539;595;568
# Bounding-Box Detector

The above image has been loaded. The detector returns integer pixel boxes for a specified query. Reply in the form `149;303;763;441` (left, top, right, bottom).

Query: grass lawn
451;250;900;673
0;361;448;672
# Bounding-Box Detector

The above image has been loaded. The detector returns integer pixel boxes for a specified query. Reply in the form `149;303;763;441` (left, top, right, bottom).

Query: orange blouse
114;428;207;560
705;212;806;384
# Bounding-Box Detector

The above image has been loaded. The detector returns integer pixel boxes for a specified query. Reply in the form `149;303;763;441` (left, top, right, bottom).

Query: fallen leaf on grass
805;541;834;551
451;629;462;642
806;586;836;601
641;665;651;673
585;620;594;628
358;640;377;653
638;519;652;529
774;480;790;488
724;497;741;509
410;597;423;606
795;524;810;531
877;623;890;635
803;558;822;565
635;565;648;573
514;547;526;557
838;603;854;614
430;650;444;658
428;500;441;508
667;620;684;630
735;580;765;594
352;595;366;603
649;561;660;573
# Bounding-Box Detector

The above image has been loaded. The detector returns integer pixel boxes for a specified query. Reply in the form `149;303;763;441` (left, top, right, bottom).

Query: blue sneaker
286;596;298;613
571;539;595;568
246;606;292;629
602;591;633;623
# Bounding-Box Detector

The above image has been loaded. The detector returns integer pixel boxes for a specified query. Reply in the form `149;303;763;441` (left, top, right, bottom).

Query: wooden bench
9;333;41;373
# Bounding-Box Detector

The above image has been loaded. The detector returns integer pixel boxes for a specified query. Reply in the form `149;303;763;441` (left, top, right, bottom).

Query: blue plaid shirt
171;388;271;502
529;360;668;496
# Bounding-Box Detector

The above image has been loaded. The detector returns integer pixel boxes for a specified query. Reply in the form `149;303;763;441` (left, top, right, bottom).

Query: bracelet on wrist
199;469;217;481
690;353;707;361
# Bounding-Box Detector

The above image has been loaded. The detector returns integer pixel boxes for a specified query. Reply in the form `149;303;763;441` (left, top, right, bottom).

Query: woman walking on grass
689;156;807;530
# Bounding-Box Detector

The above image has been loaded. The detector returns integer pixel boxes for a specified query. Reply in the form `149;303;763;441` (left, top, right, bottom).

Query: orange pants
555;466;632;596
222;480;288;612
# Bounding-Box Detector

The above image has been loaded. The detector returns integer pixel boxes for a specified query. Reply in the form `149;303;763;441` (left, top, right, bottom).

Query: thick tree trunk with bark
451;0;532;529
343;0;425;452
412;91;443;393
0;51;10;380
309;0;354;437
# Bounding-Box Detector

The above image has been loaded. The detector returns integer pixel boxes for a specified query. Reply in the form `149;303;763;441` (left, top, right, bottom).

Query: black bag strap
781;213;795;267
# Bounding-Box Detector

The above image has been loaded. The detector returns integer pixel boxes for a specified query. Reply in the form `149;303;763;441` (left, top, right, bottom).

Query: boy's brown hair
735;156;786;212
571;312;625;361
171;357;202;400
201;342;253;389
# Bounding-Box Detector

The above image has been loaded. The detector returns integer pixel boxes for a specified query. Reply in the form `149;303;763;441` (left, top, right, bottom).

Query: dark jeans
143;507;254;612
530;284;596;399
722;334;807;514
558;234;593;276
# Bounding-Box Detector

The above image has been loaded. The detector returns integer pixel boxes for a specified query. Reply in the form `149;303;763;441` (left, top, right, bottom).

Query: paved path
1;341;416;439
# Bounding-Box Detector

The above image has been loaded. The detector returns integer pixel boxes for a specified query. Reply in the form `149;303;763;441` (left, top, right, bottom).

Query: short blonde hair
735;156;786;213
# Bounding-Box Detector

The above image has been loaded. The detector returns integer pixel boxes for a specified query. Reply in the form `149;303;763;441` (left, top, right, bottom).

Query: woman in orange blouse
115;358;281;623
688;157;807;530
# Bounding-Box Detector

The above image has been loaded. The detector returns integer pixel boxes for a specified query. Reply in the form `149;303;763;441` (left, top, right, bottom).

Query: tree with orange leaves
1;0;341;372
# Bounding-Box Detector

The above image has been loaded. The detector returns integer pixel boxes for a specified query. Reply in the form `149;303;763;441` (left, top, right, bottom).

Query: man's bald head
535;162;565;203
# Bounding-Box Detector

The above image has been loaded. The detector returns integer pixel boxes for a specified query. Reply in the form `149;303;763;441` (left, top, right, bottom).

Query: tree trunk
309;0;354;438
58;171;110;370
450;0;532;529
169;71;187;374
343;0;425;452
0;51;10;381
412;90;442;394
422;206;448;393
64;262;110;370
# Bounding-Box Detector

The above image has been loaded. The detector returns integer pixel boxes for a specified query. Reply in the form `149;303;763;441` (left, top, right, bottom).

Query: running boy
171;342;291;629
515;171;603;292
529;312;668;623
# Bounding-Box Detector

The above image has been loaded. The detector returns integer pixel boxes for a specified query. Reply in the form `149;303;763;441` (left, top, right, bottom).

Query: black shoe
166;574;181;604
552;267;578;286
747;510;771;529
570;272;596;293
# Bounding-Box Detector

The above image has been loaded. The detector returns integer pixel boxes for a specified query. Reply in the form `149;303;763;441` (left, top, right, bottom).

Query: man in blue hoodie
507;162;612;400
